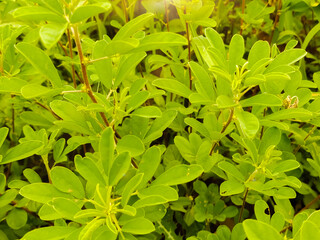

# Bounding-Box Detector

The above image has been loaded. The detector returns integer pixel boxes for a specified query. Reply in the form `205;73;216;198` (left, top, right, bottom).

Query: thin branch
239;188;249;222
67;28;77;88
240;0;245;35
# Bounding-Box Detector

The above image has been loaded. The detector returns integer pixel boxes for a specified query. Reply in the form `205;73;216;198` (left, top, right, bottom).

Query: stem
293;125;316;154
42;155;52;183
35;101;61;120
164;0;170;32
67;28;77;88
269;0;282;43
238;188;249;222
240;0;245;35
122;0;128;23
71;25;110;128
260;108;267;139
209;108;234;155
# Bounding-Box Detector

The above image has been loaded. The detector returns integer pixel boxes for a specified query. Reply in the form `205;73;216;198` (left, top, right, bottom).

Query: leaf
40;23;68;49
109;152;131;186
240;94;282;107
0;77;27;93
243;219;283;240
133;195;167;208
269;160;300;175
22;226;77;240
299;221;320;240
114;52;147;88
138;185;178;201
228;34;244;74
12;6;66;23
20;183;71;204
0;189;18;208
189;61;216;101
151;164;203;186
51;166;85;199
248;41;270;68
50;198;82;222
23;169;42;183
143;110;177;143
220;179;245;196
113;13;154;40
0;127;9;149
137;146;161;189
21;84;60;99
1;141;43;164
131;106;162;118
205;28;226;56
116;135;145;157
236;110;260;138
121;217;155;235
216;95;237;108
50;100;85;122
265;108;313;121
126;91;150;112
74;155;106;187
6;208;28;230
153;78;192;98
121;173;144;206
266;49;307;72
218;161;245;182
132;32;187;52
15;43;62;87
254;200;270;224
70;2;111;23
184;118;210;138
100;127;114;176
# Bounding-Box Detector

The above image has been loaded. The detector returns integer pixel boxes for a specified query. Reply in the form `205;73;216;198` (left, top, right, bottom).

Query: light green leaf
22;226;77;240
153;78;192;98
117;135;145;157
113;13;154;40
21;84;61;99
236;110;260;138
0;127;9;149
12;6;66;23
109;152;131;186
70;2;111;23
51;166;85;199
269;160;300;175
216;95;237;108
99;127;114;176
40;23;68;49
121;173;144;207
205;28;226;56
133;195;167;208
138;185;178;201
121;217;155;235
16;43;62;87
131;106;162;118
0;77;27;93
243;219;283;240
20;183;71;204
1;141;43;164
228;34;244;74
218;161;245;182
265;108;313;121
254;200;270;224
50;198;82;222
240;94;282;107
220;179;245;196
6;208;28;230
248;41;270;68
152;164;203;186
266;49;307;72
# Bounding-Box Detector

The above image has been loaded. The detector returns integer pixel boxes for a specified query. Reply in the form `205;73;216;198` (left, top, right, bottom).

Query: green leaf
114;52;147;88
248;41;270;68
218;161;245;182
269;160;300;175
138;185;178;201
216;95;237;108
243;219;283;240
117;135;145;157
131;106;162;118
132;32;187;52
40;23;68;49
51;166;85;199
0;127;9;149
236;110;260;138
20;183;71;204
113;13;154;40
0;173;5;194
22;226;77;240
228;34;244;74
0;77;27;93
121;173;144;206
50;198;82;222
266;49;307;72
100;127;114;176
74;155;106;187
21;84;60;99
109;152;131;186
15;43;62;87
265;108;313;121
133;195;167;208
70;2;111;23
153;78;192;98
137;146;161;189
299;221;320;240
1;141;43;164
189;61;216;102
6;208;28;230
151;164;203;186
12;6;66;23
0;189;18;208
127;91;150;112
23;169;42;183
220;179;245;196
254;200;270;224
259;127;281;154
240;94;282;107
121;217;155;235
205;28;226;57
143;110;177;143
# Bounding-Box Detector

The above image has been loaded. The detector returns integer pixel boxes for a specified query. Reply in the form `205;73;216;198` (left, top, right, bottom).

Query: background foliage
1;0;320;239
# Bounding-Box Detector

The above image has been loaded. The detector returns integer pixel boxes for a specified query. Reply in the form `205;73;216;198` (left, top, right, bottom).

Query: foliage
0;0;320;239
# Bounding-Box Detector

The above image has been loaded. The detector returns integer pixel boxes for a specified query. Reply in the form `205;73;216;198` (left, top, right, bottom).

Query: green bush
0;0;320;239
